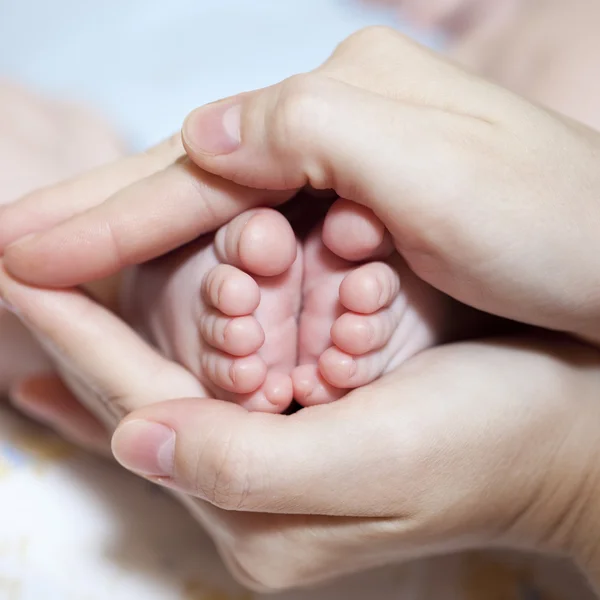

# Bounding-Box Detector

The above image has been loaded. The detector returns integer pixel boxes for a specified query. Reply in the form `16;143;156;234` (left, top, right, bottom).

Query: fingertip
3;235;38;281
9;375;110;454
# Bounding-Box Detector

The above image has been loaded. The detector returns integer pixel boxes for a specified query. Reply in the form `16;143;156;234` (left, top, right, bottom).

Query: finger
181;72;475;249
0;261;204;421
9;375;111;456
111;335;600;526
4;161;293;288
0;134;184;250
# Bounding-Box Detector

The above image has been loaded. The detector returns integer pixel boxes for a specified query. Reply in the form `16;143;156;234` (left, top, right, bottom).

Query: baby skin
124;199;456;413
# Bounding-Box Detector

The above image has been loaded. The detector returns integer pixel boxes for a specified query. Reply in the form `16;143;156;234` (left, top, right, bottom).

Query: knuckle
333;26;405;59
271;73;330;154
195;429;251;511
144;132;184;162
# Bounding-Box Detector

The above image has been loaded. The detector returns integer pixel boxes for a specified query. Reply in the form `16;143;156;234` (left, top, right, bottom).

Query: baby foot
292;202;453;406
122;208;302;413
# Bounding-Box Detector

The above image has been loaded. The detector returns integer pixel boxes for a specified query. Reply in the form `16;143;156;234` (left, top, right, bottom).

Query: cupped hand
2;266;600;592
0;82;123;401
4;30;600;346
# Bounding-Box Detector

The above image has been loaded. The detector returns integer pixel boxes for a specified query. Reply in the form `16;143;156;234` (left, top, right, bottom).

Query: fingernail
183;100;241;155
111;420;175;477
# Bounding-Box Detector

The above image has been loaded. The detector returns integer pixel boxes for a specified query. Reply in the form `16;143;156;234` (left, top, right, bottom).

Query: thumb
110;334;600;562
181;74;468;243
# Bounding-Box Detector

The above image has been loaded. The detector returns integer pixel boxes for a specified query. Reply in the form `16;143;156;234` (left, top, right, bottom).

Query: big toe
322;198;393;262
215;208;297;277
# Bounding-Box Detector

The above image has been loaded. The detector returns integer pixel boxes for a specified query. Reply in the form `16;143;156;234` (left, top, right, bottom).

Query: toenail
340;356;357;379
229;362;238;386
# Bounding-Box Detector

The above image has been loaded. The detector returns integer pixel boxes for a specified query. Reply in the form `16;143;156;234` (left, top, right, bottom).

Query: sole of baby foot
292;222;354;407
318;258;444;391
198;210;302;413
293;221;453;406
124;208;301;415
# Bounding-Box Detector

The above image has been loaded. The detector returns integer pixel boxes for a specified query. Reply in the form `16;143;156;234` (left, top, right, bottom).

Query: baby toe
199;311;265;357
339;262;400;315
318;347;385;390
201;350;266;395
214;208;297;277
322;198;393;262
202;264;260;316
331;308;399;356
262;372;294;411
236;372;294;413
292;364;344;406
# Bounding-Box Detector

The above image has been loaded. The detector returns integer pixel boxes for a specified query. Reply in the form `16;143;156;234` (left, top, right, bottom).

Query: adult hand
4;30;600;345
0;132;291;285
0;82;123;408
2;267;600;592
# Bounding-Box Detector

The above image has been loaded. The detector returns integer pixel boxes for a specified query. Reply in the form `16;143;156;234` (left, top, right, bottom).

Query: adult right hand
4;262;600;592
3;29;600;345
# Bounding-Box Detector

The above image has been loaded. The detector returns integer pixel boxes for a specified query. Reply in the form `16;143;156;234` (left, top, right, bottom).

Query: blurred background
0;0;431;148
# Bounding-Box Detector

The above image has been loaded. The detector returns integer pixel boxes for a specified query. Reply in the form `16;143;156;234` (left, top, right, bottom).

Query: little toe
339;262;401;315
200;311;265;357
263;372;294;411
236;372;294;414
331;308;400;356
322;198;393;262
214;208;297;277
292;364;344;407
201;350;266;395
202;264;260;316
319;347;384;390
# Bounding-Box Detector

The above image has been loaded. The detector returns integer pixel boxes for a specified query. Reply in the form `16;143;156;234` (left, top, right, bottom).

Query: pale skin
121;202;457;411
381;0;600;132
3;230;600;593
4;24;600;593
5;31;600;345
5;0;598;419
96;0;600;412
0;83;122;450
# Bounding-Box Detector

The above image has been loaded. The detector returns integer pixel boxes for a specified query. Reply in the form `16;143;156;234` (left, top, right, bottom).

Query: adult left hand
2;265;600;592
0;82;123;443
